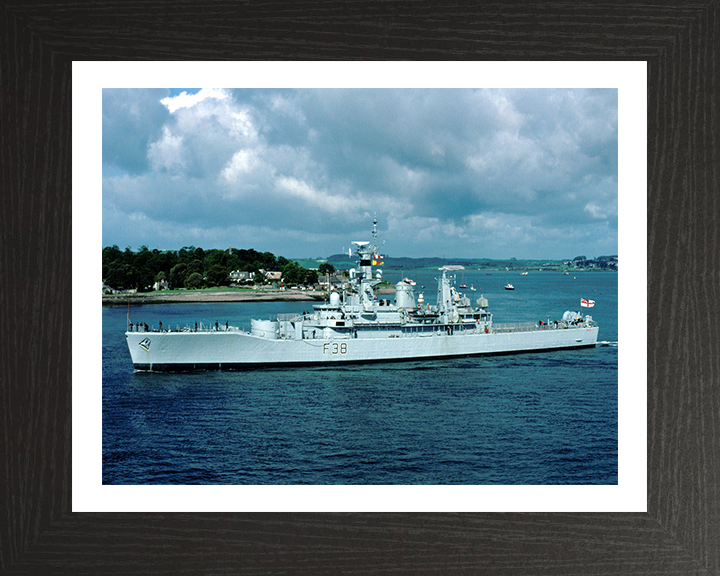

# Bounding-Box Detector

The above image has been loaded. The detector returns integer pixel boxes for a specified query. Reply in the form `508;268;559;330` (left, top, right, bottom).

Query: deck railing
492;322;545;333
276;313;303;322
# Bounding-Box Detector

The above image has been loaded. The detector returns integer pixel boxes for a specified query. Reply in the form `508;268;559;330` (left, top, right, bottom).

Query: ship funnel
395;281;416;309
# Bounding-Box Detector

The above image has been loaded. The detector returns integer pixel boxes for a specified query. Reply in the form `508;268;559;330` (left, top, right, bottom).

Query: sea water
102;270;618;485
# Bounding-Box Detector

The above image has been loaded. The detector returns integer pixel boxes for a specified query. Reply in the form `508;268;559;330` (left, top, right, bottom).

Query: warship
126;221;599;371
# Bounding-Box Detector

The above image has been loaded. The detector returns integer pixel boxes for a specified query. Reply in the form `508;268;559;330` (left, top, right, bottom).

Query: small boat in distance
504;283;515;290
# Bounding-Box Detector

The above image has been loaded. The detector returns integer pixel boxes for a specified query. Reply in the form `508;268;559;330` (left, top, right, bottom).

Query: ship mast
351;219;384;311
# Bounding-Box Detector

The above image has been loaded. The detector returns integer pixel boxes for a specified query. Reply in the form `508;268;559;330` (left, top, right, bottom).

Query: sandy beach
102;289;329;306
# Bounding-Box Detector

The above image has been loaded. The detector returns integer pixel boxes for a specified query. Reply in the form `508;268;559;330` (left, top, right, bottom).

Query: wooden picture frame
2;2;717;573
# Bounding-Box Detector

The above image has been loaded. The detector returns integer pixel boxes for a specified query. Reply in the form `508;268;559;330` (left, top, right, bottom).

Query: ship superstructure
126;220;599;371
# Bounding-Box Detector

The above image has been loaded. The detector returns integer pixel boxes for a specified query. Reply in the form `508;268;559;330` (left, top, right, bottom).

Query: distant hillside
326;254;449;269
326;254;563;271
323;254;617;272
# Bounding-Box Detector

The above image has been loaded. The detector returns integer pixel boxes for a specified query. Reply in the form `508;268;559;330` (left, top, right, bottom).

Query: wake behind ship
125;221;599;371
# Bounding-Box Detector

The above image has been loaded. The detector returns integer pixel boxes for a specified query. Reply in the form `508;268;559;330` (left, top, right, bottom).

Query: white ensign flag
581;298;595;308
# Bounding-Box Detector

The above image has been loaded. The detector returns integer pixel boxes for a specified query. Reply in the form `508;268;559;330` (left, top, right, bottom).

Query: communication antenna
370;217;385;255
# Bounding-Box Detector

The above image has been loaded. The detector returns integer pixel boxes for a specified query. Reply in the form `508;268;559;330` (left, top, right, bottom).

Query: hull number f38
323;342;348;355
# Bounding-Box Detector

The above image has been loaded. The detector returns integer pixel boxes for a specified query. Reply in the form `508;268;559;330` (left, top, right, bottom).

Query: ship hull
126;326;599;371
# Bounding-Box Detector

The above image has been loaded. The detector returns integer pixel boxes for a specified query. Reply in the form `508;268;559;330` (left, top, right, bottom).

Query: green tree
136;245;151;269
178;246;195;264
105;264;128;290
318;262;335;276
282;261;300;285
102;245;123;279
169;263;188;289
187;260;203;276
207;264;227;287
262;251;277;269
138;267;155;292
204;249;227;269
226;254;240;273
185;272;203;289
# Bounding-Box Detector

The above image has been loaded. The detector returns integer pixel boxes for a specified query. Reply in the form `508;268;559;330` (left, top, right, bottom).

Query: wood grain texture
1;1;718;574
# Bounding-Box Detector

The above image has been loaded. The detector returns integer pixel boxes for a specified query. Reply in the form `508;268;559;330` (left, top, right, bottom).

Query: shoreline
102;289;329;306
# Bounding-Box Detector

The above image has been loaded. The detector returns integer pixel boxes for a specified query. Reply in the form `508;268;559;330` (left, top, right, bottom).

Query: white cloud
147;126;185;174
584;203;604;218
274;176;356;216
160;88;229;113
221;149;260;181
104;88;618;258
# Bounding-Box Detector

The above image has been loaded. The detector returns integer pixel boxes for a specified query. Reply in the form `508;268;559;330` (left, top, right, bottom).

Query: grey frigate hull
126;325;599;371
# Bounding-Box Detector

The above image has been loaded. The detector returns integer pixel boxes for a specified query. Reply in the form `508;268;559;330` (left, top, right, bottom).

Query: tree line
102;245;333;292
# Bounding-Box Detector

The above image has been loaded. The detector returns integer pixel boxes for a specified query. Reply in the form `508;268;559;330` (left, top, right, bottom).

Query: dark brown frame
2;2;717;574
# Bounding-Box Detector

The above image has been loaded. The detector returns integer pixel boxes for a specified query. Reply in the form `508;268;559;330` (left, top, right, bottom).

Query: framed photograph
80;63;640;515
3;3;716;574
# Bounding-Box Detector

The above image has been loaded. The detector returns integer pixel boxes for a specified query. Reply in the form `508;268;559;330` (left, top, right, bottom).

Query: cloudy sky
102;88;618;260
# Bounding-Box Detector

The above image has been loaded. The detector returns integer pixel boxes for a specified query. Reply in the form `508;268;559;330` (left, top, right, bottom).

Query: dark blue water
103;271;617;485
